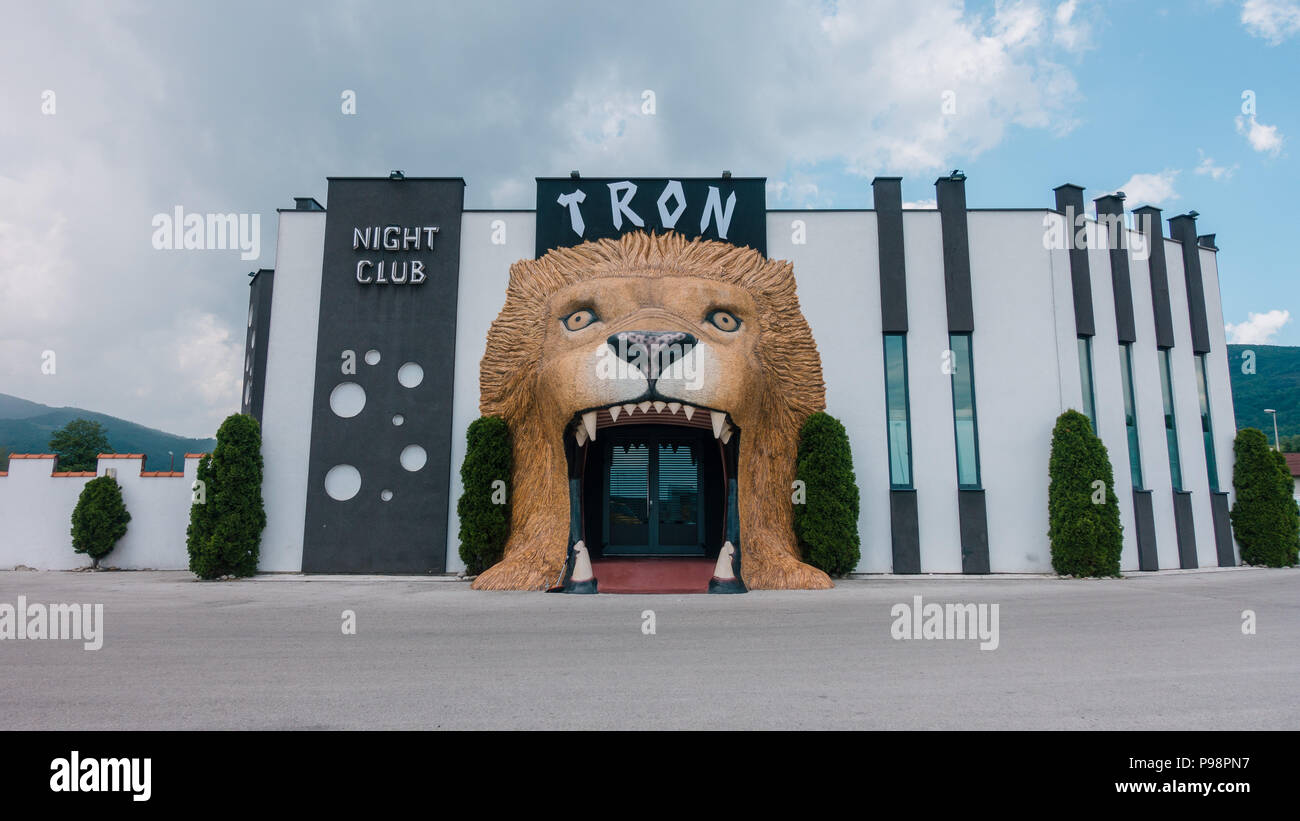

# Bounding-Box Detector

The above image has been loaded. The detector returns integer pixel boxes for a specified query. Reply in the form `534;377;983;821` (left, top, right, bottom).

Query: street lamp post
1264;409;1280;451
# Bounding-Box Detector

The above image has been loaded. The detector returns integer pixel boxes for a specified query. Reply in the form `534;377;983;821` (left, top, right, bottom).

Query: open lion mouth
556;398;744;592
567;400;736;445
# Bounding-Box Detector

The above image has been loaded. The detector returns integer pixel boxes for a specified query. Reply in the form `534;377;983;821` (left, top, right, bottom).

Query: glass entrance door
604;431;704;555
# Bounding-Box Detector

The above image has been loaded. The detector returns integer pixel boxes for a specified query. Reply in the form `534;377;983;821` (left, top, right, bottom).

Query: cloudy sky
1;0;1296;437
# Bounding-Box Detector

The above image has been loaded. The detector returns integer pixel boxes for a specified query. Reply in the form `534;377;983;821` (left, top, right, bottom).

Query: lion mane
472;230;833;590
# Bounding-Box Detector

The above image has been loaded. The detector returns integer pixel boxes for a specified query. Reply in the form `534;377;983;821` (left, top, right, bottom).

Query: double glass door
604;431;704;555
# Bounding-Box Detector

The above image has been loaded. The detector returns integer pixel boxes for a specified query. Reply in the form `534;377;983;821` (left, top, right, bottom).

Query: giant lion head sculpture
472;230;833;591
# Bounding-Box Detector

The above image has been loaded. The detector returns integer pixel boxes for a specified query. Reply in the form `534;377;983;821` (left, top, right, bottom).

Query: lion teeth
720;425;732;444
608;405;621;423
575;424;588;446
623;403;637;416
683;406;695;422
638;401;651;414
582;411;598;442
667;402;681;415
653;401;666;413
710;411;726;439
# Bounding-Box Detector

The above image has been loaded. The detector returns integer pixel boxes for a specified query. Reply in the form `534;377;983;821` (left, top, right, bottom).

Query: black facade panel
1172;490;1198;569
1168;214;1213;355
889;489;921;574
240;268;274;424
1134;206;1176;349
936;176;975;333
1054;185;1095;337
873;177;908;333
301;178;465;573
1094;195;1137;344
957;489;989;574
1210;491;1236;567
1132;489;1159;571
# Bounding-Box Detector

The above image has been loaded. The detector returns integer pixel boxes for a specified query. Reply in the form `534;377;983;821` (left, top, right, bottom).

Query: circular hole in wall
329;382;366;418
400;444;427;472
380;489;393;502
365;349;381;366
392;414;405;426
324;464;361;501
397;362;424;389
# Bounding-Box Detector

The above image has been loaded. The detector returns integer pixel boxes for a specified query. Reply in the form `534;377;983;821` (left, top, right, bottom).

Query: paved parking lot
0;568;1296;730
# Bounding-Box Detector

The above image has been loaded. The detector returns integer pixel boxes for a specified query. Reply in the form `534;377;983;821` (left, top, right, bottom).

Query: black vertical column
1133;205;1175;349
874;177;920;574
241;268;274;423
1053;184;1094;337
1094;194;1137;343
874;177;909;333
936;173;988;574
1167;213;1212;354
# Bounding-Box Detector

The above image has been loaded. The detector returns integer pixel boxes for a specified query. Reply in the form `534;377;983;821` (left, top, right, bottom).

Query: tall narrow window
883;334;913;488
1077;336;1098;433
1158;348;1182;491
1194;354;1219;491
1120;343;1143;489
949;333;982;489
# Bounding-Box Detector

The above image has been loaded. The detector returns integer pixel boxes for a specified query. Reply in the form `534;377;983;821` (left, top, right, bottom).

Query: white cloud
1241;0;1300;44
902;199;938;209
1235;114;1285;155
1226;309;1292;344
1194;149;1236;180
1053;0;1095;51
0;0;1101;435
1112;170;1180;206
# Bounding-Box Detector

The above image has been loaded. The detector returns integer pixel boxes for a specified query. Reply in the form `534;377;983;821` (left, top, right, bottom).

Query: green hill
1226;344;1300;442
0;393;216;472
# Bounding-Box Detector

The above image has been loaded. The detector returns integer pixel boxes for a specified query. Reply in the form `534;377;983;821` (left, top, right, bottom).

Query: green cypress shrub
185;453;216;578
70;474;131;569
193;414;266;579
1048;409;1123;577
457;416;512;575
1230;429;1300;567
793;411;861;576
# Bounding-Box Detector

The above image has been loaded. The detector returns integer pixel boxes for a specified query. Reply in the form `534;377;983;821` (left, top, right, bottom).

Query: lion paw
471;556;560;591
742;553;834;590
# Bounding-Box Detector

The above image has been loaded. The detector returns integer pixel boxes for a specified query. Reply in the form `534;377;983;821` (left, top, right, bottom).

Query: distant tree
1280;434;1300;454
70;474;131;569
49;419;112;472
0;445;9;472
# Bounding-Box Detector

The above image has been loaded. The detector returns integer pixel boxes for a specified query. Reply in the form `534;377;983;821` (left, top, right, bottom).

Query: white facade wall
257;210;325;572
1084;233;1141;571
900;211;964;573
444;212;535;573
0;455;200;570
768;211;892;573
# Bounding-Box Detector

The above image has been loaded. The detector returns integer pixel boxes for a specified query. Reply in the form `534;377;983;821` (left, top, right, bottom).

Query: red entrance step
590;557;716;594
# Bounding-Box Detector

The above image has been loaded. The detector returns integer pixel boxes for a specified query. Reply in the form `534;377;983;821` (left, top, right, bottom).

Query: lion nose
606;330;697;377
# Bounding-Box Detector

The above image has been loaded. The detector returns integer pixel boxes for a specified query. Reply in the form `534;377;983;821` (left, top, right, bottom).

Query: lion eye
707;310;741;332
562;309;598;332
